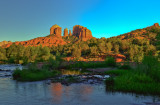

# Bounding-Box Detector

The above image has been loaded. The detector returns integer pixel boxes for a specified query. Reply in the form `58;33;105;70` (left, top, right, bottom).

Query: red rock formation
69;30;72;36
154;23;159;27
63;28;68;37
3;35;66;48
50;24;62;37
0;41;12;46
73;25;92;41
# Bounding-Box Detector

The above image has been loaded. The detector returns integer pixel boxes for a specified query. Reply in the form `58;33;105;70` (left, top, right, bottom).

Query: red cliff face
50;24;62;37
63;28;68;37
73;25;92;41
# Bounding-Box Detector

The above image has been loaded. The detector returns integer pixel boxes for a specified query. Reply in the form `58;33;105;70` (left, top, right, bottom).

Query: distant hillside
2;24;93;48
0;41;12;46
50;23;160;62
0;23;159;63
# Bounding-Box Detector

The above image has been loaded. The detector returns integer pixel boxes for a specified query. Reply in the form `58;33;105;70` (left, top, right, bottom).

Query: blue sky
0;0;160;41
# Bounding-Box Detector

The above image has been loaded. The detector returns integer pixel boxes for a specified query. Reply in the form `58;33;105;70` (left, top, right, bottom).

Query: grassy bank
105;69;160;95
105;55;160;95
13;63;60;81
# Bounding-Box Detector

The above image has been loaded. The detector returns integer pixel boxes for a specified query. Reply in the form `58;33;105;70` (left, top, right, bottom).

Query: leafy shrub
105;57;116;67
118;62;131;70
105;69;160;95
105;69;131;76
13;63;60;81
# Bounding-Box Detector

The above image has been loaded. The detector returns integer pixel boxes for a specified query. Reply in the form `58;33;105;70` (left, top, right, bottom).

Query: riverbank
2;54;160;96
105;68;160;95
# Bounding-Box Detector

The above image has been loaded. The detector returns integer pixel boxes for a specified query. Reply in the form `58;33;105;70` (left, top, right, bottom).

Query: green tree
128;47;134;61
114;44;119;54
98;42;106;54
0;52;7;61
106;42;112;52
120;40;129;51
90;46;98;57
6;43;18;58
156;33;160;50
72;47;81;58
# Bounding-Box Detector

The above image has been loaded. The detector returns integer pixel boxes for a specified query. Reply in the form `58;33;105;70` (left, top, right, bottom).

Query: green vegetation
61;70;81;75
67;61;107;69
0;25;160;64
13;63;60;81
0;44;55;64
66;57;116;69
105;69;131;76
105;54;160;95
105;57;116;67
2;24;160;95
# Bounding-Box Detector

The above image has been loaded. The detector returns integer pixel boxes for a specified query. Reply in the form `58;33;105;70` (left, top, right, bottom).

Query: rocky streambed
48;74;110;86
0;64;110;86
0;64;23;78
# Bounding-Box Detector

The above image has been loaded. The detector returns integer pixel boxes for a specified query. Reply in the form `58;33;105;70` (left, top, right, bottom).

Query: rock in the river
46;80;51;85
88;79;94;84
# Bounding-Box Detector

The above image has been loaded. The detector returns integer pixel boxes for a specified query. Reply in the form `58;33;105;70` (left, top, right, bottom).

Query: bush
104;69;131;76
105;57;116;67
105;69;160;95
13;69;60;81
47;57;60;70
12;63;60;81
67;61;108;69
138;54;160;81
118;62;131;70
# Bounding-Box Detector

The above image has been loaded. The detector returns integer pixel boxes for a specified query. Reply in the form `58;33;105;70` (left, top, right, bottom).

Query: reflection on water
51;83;62;103
0;78;160;105
50;83;93;104
61;69;81;75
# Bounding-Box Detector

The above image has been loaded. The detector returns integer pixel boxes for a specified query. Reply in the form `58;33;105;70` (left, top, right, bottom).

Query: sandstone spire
64;28;68;37
73;25;92;41
69;30;72;36
154;23;159;27
50;24;62;37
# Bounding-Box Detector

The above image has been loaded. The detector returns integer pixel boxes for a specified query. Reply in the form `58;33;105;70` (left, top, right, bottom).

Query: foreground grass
105;69;160;95
13;69;60;81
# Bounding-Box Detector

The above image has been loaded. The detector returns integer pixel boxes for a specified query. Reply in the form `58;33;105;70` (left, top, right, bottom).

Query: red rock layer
3;36;66;48
73;25;92;41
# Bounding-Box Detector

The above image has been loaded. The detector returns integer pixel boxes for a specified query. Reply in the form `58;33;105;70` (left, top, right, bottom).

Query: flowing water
0;64;160;105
